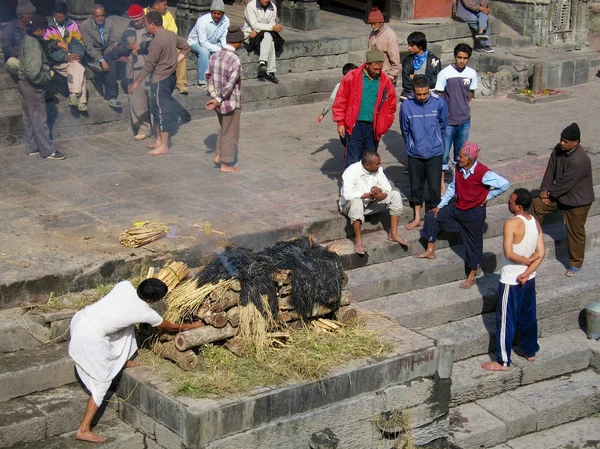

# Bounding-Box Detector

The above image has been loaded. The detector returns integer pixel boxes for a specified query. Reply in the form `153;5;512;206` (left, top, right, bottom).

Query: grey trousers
128;79;151;136
18;80;56;157
216;108;241;164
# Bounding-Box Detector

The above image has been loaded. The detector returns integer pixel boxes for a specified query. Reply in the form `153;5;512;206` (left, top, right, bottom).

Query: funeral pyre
151;236;355;371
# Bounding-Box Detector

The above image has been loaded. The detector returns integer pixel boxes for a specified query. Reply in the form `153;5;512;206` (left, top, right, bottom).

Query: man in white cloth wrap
69;278;203;443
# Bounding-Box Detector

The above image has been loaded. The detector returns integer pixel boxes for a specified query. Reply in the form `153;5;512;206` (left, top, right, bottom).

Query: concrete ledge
507;92;572;104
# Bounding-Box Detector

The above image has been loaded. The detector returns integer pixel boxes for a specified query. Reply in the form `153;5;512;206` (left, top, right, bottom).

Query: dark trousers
421;203;486;271
150;72;177;133
530;197;591;268
18;80;56;157
345;121;379;167
101;47;120;99
495;279;539;366
408;154;443;210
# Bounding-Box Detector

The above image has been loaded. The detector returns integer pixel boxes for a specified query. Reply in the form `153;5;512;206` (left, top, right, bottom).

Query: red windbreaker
332;64;397;141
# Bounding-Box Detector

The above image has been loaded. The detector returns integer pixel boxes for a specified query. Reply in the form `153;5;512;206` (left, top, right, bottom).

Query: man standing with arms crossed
482;188;545;371
205;26;244;173
129;11;190;156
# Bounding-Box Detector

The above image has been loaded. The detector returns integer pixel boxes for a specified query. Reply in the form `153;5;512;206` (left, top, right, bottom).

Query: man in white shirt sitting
339;150;409;254
187;0;229;90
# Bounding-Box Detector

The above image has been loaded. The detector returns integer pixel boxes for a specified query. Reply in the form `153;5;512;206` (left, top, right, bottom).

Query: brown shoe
176;84;189;95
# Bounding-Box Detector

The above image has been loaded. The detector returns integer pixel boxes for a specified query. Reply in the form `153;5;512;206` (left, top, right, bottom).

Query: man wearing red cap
119;5;153;141
414;142;509;289
367;7;399;84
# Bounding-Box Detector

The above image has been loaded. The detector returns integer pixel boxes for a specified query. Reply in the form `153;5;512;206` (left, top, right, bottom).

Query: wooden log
272;269;293;285
340;290;352;306
226;306;240;327
158;332;176;342
175;324;236;351
209;290;240;311
341;272;348;288
278;284;293;296
334;305;358;323
155;341;198;371
230;280;241;292
278;295;294;310
224;336;245;356
203;311;228;328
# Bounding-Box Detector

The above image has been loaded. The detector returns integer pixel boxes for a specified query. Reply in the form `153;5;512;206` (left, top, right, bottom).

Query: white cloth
500;215;539;285
68;281;163;406
339;161;393;209
242;0;278;36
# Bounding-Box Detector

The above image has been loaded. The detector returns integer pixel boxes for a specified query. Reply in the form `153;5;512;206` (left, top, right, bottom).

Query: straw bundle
155;261;190;292
119;222;168;248
163;278;235;323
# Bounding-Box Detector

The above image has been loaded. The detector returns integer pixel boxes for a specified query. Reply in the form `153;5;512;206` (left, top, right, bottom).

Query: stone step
329;183;600;270
0;308;73;354
450;329;591;407
0;383;119;448
8;417;144;449
0;343;75;403
449;369;600;449
488;415;600;449
358;246;600;331
418;247;600;362
0;67;340;147
345;213;600;304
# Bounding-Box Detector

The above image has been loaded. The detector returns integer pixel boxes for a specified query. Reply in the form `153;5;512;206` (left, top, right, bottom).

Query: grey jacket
117;23;153;80
80;17;118;63
18;33;53;86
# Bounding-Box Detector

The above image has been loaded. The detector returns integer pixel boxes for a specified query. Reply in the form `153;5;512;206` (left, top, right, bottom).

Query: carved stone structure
492;0;591;48
280;0;320;30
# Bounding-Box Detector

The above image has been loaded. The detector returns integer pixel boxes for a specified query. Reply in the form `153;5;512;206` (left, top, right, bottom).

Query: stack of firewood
153;269;355;371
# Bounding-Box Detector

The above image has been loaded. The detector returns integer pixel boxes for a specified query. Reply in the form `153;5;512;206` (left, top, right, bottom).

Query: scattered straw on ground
137;319;392;398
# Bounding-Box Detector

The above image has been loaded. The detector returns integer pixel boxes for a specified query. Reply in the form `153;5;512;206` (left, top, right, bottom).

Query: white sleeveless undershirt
500;215;539;285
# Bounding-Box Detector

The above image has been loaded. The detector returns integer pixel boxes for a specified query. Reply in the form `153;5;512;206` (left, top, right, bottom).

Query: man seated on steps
414;142;509;289
455;0;494;53
482;188;545;372
44;1;88;112
1;0;35;76
339;150;409;255
69;279;203;443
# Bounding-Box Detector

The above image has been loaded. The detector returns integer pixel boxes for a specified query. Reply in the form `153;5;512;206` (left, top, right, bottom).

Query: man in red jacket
414;142;509;289
332;48;396;168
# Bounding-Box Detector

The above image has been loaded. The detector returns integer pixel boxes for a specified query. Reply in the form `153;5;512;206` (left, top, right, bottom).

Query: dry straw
119;222;168;248
163;278;236;323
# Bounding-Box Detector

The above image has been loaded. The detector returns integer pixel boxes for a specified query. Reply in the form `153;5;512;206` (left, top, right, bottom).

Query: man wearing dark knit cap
205;25;244;173
531;123;595;277
414;142;509;289
332;48;397;168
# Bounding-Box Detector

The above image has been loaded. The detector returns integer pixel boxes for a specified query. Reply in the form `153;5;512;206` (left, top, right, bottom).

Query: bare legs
414;244;477;288
459;269;477;289
147;129;169;156
353;220;365;255
406;204;422;230
75;397;105;443
353;216;409;255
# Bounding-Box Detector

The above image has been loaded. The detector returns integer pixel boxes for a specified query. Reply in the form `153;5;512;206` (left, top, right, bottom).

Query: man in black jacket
531;123;595;277
400;32;441;102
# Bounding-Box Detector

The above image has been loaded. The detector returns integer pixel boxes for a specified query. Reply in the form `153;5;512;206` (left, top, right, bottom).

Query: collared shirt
437;161;509;208
206;45;242;114
187;12;230;52
339;161;392;208
357;70;379;122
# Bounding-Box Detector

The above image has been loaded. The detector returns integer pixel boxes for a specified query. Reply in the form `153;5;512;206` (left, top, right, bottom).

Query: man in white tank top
482;188;546;371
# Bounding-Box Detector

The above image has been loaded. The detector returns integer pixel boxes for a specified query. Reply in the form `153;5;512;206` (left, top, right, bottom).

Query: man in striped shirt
205;26;244;173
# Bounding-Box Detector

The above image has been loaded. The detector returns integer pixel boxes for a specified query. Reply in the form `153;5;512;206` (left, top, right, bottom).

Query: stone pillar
64;0;94;20
280;0;320;30
390;0;413;21
177;0;211;37
572;0;591;48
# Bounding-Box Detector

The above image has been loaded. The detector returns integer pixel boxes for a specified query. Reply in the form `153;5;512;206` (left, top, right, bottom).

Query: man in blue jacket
400;75;447;230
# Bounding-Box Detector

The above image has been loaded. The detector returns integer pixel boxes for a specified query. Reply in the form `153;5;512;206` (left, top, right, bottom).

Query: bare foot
525;356;535;362
459;278;476;289
220;165;240;173
389;234;409;247
214;154;221;164
405;218;421;230
76;431;107;443
481;361;510;371
147;146;168;156
354;242;365;255
147;141;158;149
414;251;435;260
125;360;140;368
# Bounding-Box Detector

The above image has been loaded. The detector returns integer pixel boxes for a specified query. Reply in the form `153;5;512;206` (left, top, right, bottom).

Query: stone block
494;71;513;96
449;402;507;449
436;339;454;379
574;58;590;85
476;393;537;440
49;319;71;343
0;309;49;353
507;369;600;431
155;421;185;449
120;401;156;438
537;309;582;338
589;338;600;369
541;62;561;89
560;60;575;87
451;355;522;407
0;397;46;447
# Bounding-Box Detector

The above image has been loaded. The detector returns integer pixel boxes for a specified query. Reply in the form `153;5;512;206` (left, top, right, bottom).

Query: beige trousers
5;57;19;75
128;79;151;137
176;57;187;86
53;61;87;104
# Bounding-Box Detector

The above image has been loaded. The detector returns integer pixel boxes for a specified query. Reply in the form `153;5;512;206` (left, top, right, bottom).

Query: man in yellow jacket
146;0;188;94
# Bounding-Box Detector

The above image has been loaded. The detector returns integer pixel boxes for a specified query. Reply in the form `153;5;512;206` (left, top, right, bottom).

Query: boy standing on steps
482;188;545;371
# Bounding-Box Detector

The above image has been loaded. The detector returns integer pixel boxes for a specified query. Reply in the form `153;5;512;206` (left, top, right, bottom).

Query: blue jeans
461;11;491;47
443;119;470;169
190;43;212;85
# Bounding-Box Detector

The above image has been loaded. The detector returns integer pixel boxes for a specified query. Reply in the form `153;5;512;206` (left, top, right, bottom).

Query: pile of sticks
153;269;355;371
119;222;167;248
